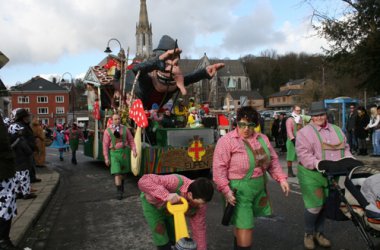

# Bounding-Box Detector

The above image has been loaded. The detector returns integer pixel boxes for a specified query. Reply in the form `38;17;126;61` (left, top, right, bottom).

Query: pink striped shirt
102;125;136;162
138;174;207;250
286;117;296;140
296;122;352;170
213;129;287;196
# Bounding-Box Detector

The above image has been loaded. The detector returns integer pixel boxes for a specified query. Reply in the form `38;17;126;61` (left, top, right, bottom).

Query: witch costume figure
50;124;69;161
127;35;225;110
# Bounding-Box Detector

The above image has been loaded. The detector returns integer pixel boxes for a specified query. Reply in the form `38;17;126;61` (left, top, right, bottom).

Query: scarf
292;112;301;124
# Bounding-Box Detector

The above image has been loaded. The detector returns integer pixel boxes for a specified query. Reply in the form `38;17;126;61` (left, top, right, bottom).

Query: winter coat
355;114;370;139
0;118;16;180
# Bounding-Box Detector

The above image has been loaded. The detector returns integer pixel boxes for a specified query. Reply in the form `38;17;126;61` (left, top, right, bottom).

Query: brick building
10;76;69;126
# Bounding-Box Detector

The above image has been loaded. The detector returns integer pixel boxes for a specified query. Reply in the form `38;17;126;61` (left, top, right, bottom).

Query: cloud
0;0;327;69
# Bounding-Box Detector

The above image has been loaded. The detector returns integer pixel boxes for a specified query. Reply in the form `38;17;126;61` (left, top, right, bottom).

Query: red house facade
10;76;70;126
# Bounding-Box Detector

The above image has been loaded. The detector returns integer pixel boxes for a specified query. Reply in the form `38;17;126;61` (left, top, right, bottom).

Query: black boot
362;149;368;156
288;166;296;177
0;219;19;250
0;239;20;250
157;242;172;250
235;245;251;250
121;180;125;193
116;185;123;200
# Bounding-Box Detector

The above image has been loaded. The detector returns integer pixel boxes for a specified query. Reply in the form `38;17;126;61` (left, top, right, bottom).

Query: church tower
136;0;153;59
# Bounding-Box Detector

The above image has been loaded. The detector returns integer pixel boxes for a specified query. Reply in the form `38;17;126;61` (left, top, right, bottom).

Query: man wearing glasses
346;105;358;154
285;105;304;177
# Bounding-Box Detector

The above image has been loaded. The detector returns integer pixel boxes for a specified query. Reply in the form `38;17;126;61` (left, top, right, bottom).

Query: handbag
324;187;348;221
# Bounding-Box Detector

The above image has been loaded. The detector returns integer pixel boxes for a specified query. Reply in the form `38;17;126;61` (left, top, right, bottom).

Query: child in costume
65;123;85;165
138;174;214;250
50;124;69;161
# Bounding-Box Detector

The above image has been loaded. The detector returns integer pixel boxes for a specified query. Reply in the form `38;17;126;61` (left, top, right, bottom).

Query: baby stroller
318;157;380;250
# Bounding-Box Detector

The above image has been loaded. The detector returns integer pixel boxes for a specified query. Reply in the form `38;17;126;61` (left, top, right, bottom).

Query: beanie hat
152;103;159;110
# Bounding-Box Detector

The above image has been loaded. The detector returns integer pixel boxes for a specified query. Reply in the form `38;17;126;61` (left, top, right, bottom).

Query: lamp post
104;38;129;109
61;72;75;124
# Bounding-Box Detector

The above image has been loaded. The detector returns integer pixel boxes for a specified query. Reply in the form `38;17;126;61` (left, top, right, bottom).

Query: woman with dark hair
355;106;370;155
213;106;289;250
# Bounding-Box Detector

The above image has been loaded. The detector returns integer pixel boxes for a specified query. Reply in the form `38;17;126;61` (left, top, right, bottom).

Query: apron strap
331;124;345;158
242;141;256;180
175;174;183;194
293;118;297;137
122;126;127;148
257;136;271;159
107;128;116;149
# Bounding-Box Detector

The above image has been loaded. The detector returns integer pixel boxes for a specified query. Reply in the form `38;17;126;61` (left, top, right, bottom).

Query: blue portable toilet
324;97;359;133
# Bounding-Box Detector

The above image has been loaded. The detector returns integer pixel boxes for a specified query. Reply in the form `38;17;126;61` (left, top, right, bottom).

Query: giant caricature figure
129;35;225;109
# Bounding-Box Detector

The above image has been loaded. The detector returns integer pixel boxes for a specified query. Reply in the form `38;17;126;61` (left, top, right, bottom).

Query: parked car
273;110;288;118
260;110;274;120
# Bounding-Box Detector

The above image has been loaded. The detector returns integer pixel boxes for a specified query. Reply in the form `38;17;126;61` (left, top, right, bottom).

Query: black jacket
271;118;280;137
161;114;176;128
346;112;358;131
8;121;36;171
0;118;16;180
130;57;211;109
355;114;370;139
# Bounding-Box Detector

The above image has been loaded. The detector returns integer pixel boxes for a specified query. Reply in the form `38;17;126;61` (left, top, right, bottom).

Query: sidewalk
10;166;60;246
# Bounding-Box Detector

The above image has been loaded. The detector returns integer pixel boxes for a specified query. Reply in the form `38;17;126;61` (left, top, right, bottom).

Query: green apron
286;118;300;161
69;129;80;151
141;175;196;246
297;125;345;208
229;137;272;229
108;126;130;175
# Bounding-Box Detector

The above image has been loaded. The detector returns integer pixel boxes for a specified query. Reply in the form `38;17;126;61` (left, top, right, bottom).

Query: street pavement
10;146;380;249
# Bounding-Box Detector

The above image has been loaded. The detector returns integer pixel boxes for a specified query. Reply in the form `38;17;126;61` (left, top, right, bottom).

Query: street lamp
104;38;128;109
61;72;75;124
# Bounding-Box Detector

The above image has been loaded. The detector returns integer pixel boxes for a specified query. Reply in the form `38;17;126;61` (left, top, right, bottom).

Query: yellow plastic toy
166;197;190;242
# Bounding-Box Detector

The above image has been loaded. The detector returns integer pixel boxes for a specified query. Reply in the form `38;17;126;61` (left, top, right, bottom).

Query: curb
10;168;60;245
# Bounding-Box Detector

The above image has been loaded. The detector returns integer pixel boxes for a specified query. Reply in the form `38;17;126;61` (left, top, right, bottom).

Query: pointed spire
136;0;153;59
138;0;149;31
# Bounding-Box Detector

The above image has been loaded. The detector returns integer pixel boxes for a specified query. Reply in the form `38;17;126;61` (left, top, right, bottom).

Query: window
56;118;65;124
18;96;29;103
37;107;48;115
56;107;65;114
282;97;286;102
277;97;280;102
37;96;48;103
56;96;64;103
40;118;49;125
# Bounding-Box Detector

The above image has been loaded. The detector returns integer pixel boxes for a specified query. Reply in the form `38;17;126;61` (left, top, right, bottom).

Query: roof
84;55;122;87
10;76;68;92
178;57;247;77
284;79;306;86
0;78;8;96
228;90;263;100
269;89;304;97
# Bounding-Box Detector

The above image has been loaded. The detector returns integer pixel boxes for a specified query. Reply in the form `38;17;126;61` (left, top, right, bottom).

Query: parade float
82;44;218;176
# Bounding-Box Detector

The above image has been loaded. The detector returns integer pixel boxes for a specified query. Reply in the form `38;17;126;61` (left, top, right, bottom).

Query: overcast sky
0;0;343;86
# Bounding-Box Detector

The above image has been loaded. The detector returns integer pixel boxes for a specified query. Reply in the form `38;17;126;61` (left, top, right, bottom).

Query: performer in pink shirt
213;106;289;250
138;174;214;250
103;114;137;200
285;105;303;177
296;101;352;250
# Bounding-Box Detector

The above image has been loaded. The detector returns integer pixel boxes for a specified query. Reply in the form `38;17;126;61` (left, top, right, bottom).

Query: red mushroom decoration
129;99;148;128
